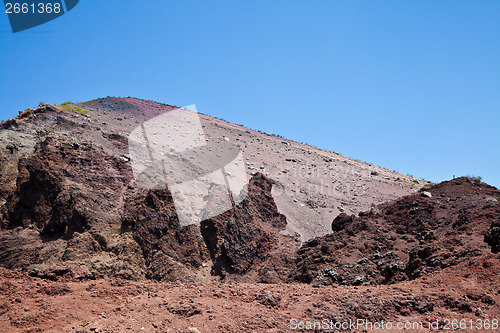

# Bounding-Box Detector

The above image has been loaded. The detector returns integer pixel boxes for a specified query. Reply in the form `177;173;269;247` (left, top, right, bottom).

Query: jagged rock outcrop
290;177;500;285
201;173;298;283
0;118;296;282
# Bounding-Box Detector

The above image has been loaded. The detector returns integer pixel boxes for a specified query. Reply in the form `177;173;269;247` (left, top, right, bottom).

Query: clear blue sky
1;1;499;187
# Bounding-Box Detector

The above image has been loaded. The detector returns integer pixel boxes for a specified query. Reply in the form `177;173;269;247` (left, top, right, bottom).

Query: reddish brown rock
291;177;500;285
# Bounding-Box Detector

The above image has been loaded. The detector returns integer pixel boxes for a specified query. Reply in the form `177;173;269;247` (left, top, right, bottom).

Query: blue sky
1;1;499;187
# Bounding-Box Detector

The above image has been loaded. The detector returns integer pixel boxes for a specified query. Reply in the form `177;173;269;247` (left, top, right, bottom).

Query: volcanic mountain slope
0;98;425;239
0;98;422;282
0;98;499;332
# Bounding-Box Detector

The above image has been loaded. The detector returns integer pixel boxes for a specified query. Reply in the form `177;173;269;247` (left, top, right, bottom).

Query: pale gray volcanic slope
0;97;426;242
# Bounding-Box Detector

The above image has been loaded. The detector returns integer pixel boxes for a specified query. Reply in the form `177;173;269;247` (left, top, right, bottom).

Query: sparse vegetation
76;108;88;115
60;103;88;115
466;175;483;182
81;98;102;104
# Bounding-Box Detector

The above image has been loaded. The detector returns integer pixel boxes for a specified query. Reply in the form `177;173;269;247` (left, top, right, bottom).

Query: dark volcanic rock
290;177;500;285
118;172;296;282
331;213;353;231
0;102;297;283
5;137;130;235
202;173;297;282
121;186;211;281
485;221;500;253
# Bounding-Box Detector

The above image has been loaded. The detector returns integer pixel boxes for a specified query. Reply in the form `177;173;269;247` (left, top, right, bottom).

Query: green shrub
75;107;88;115
61;104;76;112
60;103;88;115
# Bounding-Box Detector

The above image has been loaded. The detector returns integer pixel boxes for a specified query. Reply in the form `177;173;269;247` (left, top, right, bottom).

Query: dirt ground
0;253;498;333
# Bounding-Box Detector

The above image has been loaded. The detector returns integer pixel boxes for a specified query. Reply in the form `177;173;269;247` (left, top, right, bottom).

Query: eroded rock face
5;137;131;235
121;187;211;282
0;104;298;283
0;127;295;283
0;134;146;279
290;177;500;285
201;173;298;283
117;172;298;283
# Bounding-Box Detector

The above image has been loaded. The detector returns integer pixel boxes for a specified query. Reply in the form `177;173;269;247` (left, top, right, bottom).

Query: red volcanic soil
0;254;498;332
